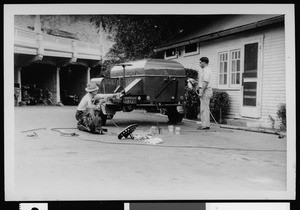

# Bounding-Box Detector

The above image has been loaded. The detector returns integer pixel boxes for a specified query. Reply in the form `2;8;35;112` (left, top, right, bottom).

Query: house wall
260;25;286;128
168;23;285;128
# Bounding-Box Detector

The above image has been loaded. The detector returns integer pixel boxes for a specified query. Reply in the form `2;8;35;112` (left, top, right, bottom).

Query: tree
90;15;195;62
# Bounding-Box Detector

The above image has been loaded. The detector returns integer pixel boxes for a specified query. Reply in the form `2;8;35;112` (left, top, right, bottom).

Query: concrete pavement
10;106;287;200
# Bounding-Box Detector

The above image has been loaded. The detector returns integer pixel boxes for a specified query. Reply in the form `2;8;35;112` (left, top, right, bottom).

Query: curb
219;124;286;138
155;113;286;138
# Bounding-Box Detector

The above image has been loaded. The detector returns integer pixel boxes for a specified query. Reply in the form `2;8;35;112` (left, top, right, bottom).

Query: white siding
168;23;285;129
260;26;285;128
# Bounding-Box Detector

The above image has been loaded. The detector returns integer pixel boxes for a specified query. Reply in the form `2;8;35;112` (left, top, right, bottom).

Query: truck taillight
137;96;141;100
146;96;150;100
171;96;175;100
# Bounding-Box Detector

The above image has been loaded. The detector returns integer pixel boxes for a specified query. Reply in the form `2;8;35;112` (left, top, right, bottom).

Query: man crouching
75;83;104;134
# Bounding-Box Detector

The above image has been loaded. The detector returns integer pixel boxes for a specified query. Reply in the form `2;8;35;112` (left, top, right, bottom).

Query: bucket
175;126;181;135
150;126;158;135
168;125;174;134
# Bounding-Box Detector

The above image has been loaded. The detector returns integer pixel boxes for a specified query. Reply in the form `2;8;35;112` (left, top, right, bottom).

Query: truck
91;59;187;126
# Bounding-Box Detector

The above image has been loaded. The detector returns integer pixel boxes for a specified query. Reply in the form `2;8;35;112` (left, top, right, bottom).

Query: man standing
197;57;213;130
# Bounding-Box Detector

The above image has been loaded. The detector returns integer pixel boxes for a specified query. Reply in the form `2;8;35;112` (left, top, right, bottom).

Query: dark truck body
91;59;186;125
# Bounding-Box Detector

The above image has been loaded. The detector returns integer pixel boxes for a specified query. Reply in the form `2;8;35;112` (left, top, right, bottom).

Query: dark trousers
75;110;101;133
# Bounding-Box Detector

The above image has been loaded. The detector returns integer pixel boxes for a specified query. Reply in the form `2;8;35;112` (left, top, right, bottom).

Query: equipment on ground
118;124;138;140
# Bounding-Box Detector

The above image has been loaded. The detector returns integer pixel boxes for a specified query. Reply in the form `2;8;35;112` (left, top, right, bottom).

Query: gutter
154;15;284;52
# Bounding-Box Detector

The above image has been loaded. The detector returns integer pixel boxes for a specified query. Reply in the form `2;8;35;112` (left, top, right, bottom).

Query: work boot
77;123;91;132
94;128;104;135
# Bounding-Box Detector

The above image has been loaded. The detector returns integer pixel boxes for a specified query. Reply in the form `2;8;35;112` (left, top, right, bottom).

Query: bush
184;86;200;119
185;68;198;80
277;103;286;131
209;89;230;123
184;68;199;119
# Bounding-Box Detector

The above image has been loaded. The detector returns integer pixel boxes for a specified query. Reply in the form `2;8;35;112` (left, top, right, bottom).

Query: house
155;15;285;129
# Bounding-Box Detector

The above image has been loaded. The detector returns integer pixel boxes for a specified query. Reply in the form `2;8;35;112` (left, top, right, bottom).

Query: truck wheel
167;107;184;124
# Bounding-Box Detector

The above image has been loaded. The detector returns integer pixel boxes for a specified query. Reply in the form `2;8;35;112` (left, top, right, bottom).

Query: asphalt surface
11;106;287;200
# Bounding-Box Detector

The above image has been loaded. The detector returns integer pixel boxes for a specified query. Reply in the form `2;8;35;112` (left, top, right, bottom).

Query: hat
85;83;99;92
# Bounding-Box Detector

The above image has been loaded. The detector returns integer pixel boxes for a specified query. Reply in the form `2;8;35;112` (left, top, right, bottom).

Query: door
241;38;262;118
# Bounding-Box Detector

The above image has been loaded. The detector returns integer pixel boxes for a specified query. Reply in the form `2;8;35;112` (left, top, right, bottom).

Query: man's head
199;57;209;68
85;83;99;97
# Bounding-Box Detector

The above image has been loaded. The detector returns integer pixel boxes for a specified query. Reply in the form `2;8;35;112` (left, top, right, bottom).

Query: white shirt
77;93;93;111
198;66;212;89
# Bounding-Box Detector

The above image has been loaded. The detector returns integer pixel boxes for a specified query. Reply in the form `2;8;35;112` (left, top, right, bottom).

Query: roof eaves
154;15;284;52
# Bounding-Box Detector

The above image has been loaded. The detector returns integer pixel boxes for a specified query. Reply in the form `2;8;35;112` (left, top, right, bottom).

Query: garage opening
21;63;57;105
60;64;87;105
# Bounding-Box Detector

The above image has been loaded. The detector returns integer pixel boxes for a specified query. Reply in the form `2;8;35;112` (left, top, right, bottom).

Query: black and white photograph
4;4;295;201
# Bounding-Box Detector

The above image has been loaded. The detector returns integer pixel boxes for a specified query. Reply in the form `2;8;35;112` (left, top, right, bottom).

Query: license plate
123;97;137;104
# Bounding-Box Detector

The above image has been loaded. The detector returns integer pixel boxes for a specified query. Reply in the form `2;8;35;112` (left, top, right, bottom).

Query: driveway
9;106;287;200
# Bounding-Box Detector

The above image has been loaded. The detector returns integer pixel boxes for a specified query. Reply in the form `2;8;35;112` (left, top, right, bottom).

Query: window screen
244;43;258;78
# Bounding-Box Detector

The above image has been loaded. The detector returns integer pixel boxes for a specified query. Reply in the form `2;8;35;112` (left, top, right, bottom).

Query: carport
14;22;103;106
14;54;102;106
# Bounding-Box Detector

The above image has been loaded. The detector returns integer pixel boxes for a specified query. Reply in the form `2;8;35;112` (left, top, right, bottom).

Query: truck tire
167;107;184;124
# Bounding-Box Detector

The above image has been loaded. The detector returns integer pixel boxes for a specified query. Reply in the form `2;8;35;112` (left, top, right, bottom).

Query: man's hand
95;104;101;110
196;87;203;98
198;90;203;98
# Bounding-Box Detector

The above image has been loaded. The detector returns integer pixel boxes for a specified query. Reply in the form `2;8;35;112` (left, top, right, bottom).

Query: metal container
175;126;181;135
150;126;158;136
110;59;186;103
168;125;174;134
91;59;187;125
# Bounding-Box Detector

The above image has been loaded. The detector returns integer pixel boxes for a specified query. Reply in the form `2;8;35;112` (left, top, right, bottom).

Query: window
185;43;197;54
219;52;228;85
218;49;241;88
230;50;241;85
184;43;199;56
165;48;177;58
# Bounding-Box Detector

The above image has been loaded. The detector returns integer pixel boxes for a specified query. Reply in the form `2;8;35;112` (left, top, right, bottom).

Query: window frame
184;42;199;57
217;51;229;89
229;49;242;88
165;48;178;59
217;48;242;90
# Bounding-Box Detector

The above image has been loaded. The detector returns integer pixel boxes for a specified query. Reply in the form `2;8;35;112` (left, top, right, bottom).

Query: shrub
277;103;286;131
184;86;200;119
209;89;230;123
184;68;199;119
185;68;198;80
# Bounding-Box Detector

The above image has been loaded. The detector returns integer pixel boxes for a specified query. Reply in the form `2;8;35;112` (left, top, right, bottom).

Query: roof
110;59;185;77
155;14;284;51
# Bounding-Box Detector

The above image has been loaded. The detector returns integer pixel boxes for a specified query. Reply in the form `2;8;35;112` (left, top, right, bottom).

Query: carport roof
155;14;284;52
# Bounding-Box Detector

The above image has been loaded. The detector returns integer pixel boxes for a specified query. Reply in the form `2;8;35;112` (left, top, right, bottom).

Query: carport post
87;67;91;84
17;67;22;103
56;67;60;104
